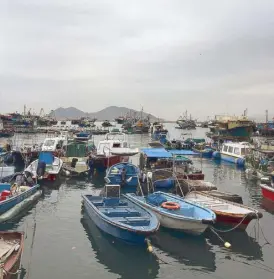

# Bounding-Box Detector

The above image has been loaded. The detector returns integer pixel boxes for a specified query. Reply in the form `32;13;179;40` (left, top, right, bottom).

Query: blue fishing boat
192;147;214;158
74;132;91;141
104;162;140;192
82;185;160;244
126;191;216;235
0;183;40;214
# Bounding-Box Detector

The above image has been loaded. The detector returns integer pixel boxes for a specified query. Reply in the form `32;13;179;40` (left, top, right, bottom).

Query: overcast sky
1;0;274;120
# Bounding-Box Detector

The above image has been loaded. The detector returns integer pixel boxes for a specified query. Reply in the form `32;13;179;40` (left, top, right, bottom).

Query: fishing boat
93;132;130;172
201;190;243;204
177;179;217;195
185;191;262;230
74;131;91;141
207;113;255;141
260;177;274;202
126;192;216;235
104;162;140;191
24;152;63;181
0;231;24;279
115;116;126;124
213;142;251;166
41;132;68;154
192;143;214;158
102;120;113;128
245;141;274;181
61;135;95;176
0;183;40;216
81;185;160;244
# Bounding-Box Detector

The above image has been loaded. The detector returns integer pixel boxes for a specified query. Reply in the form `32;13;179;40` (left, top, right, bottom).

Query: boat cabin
41;137;65;152
221;142;251;158
97;133;128;156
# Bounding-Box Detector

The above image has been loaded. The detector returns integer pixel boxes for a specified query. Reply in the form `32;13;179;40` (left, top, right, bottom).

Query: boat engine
37;161;46;178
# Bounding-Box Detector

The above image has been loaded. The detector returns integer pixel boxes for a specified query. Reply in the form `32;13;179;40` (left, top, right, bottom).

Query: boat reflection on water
64;172;106;189
81;210;160;279
150;228;216;272
206;230;263;260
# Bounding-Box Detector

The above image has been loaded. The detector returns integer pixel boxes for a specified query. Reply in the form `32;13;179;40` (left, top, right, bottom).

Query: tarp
39;152;54;165
168;150;199;155
141;148;172;158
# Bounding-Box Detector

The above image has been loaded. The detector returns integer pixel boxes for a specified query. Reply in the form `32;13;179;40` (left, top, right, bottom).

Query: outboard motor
37;161;46;177
71;158;78;168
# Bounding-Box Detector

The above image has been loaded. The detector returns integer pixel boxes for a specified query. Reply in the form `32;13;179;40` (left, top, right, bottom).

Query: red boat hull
93;155;129;171
215;213;253;230
261;184;274;202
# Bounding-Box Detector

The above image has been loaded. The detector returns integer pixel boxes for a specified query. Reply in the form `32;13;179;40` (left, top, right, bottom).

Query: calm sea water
1;124;274;279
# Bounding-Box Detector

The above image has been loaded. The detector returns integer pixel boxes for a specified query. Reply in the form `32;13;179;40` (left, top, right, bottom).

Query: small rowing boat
185;191;262;230
0;231;24;279
82;185;159;244
126;192;216;235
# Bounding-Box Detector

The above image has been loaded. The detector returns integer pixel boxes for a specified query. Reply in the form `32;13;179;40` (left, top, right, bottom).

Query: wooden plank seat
111;216;150;226
93;201;128;207
100;208;141;217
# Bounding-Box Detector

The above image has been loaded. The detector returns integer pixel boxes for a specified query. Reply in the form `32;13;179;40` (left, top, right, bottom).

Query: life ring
161;201;180;210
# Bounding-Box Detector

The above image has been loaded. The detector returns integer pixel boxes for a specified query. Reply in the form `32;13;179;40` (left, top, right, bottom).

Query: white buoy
65;170;70;176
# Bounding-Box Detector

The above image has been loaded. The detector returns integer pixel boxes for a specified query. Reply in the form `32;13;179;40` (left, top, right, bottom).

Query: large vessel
207;111;255;141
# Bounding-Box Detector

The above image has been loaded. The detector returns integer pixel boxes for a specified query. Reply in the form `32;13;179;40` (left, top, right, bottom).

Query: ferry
213;142;251;166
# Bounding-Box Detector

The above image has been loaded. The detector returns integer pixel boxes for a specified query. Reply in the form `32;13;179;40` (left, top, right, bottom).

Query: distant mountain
50;106;162;121
50;107;86;119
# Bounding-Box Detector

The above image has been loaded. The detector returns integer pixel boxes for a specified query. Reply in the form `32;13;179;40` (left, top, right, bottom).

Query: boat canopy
169;150;199;155
141;148;198;158
141;148;172;158
39;152;54;164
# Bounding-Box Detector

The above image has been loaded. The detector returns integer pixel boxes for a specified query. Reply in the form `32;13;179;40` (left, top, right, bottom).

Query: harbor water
1;125;274;279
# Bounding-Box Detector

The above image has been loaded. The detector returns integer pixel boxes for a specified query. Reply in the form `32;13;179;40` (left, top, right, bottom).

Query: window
228;146;233;153
234;147;240;155
43;140;55;147
223;145;228;152
113;143;121;148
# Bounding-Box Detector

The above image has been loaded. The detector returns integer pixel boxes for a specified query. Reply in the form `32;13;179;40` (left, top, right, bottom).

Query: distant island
50;106;165;121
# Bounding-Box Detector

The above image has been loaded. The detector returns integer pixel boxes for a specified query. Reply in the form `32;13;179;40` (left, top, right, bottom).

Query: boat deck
91;198;151;227
186;193;253;214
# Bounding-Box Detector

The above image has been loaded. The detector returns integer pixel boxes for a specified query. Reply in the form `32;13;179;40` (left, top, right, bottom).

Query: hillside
50;106;162;121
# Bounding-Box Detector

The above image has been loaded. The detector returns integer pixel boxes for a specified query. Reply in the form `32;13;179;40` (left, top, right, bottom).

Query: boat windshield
44;140;55;147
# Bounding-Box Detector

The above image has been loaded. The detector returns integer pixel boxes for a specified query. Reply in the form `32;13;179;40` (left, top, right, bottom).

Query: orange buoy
161;201;180;210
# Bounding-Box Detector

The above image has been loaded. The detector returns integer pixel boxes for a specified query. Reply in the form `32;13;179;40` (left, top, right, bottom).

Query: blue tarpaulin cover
141;148;172;158
168;150;199;155
147;193;167;206
39;152;54;165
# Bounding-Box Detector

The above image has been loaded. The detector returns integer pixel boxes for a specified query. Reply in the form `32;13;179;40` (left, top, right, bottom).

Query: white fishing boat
185;191;262;230
24;151;63;180
93;132;136;171
41;132;68;152
126;192;216;235
213;142;251;166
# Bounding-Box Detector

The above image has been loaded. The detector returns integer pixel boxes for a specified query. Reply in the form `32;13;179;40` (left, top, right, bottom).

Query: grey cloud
1;0;274;119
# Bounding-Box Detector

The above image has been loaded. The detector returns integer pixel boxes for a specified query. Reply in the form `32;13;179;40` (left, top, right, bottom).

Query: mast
266;109;268;123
